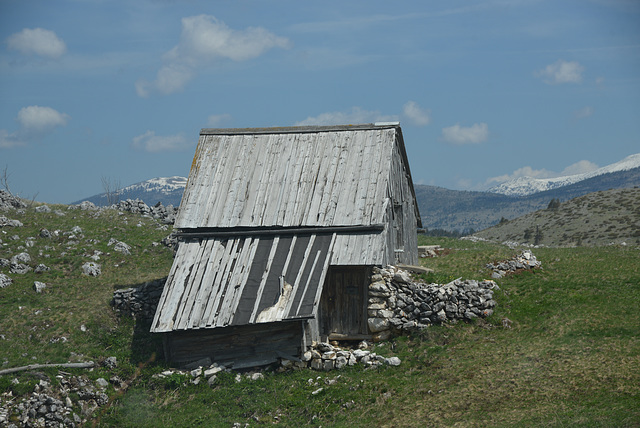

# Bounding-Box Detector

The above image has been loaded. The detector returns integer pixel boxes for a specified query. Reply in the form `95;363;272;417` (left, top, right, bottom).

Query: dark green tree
547;198;561;210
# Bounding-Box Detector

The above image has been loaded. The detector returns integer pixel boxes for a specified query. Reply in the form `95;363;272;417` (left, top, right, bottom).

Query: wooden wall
386;136;419;266
163;321;304;368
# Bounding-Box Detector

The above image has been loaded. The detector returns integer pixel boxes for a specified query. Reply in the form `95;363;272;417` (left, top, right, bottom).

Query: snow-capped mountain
72;176;187;207
120;176;187;194
489;153;640;196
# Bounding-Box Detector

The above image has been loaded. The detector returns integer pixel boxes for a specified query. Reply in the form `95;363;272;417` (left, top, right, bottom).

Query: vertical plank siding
151;233;336;333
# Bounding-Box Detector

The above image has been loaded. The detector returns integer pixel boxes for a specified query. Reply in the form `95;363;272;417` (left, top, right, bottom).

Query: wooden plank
223;237;256;323
304;132;332;225
280;133;308;225
180;238;218;329
253;134;279;226
235;137;263;225
200;240;231;327
192;135;225;228
153;239;201;331
212;238;242;326
193;239;227;328
189;237;248;329
224;137;254;227
249;237;280;323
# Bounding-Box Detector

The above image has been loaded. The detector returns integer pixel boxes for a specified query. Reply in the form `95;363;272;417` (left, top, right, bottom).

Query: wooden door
319;266;370;340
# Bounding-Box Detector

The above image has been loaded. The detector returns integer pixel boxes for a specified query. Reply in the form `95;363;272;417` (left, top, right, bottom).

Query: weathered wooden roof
151;233;335;332
175;123;417;229
152;124;421;333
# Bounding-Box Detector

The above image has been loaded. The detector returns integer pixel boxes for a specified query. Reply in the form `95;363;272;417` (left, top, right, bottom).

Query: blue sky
1;0;639;203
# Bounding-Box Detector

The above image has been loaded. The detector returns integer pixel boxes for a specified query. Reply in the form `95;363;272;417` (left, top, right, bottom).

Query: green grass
0;204;174;378
2;208;639;427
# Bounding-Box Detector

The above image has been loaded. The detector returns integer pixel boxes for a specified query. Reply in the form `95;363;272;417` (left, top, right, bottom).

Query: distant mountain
73;161;640;233
472;187;640;247
72;176;187;207
416;166;640;232
489;153;640;196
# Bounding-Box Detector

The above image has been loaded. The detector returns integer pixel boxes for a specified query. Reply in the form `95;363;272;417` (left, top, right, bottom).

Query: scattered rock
0;216;24;227
11;252;31;264
33;281;46;293
0;273;12;288
113;241;131;255
34;263;50;274
103;356;118;369
82;262;101;277
485;250;542;277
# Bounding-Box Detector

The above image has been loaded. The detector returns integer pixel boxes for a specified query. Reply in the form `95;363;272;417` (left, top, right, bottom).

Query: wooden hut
151;123;421;368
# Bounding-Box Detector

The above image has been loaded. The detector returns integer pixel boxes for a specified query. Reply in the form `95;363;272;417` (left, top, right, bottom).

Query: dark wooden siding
163;321;303;368
318;266;371;340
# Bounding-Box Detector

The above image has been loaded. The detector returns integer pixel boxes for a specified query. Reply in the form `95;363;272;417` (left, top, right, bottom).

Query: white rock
385;357;401;366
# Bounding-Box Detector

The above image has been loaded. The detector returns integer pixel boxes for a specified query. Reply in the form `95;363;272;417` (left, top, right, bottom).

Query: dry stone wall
366;266;500;342
111;278;166;320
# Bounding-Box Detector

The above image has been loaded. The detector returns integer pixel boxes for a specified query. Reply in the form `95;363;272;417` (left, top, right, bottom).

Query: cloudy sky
1;0;639;203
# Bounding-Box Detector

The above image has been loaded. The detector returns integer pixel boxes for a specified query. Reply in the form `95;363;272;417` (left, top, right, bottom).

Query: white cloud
132;130;192;152
17;106;70;133
441;123;488;145
168;15;291;63
1;105;70;149
207;114;232;127
560;160;599;176
0;129;24;149
402;101;431;126
536;60;584;84
574;106;594;119
295;107;398;126
6;28;66;59
138;15;290;96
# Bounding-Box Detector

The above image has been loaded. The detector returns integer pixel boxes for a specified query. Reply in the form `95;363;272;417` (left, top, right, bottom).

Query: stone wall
366;266;500;341
111;278;166;320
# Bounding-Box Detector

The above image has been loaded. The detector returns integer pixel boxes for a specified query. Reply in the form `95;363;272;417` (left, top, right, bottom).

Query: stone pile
0;190;26;211
70;198;178;225
485;250;541;278
112;199;177;224
111;278;166;320
0;216;24;228
366;266;499;341
290;341;401;372
0;370;116;427
418;245;443;258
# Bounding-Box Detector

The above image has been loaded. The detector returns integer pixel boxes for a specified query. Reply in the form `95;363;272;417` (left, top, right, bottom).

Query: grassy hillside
473;188;640;247
1;203;639;426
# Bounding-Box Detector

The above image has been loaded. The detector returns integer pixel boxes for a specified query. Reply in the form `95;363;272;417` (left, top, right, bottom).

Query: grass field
1;206;639;426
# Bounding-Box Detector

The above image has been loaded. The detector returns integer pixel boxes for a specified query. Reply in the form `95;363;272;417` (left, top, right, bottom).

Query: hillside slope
472;187;640;246
1;193;638;426
416;167;640;232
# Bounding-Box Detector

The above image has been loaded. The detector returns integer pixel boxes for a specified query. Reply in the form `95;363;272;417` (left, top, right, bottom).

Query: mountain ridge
488;153;640;196
73;160;640;233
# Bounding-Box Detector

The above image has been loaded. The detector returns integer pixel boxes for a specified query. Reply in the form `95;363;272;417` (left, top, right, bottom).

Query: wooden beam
175;224;385;239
